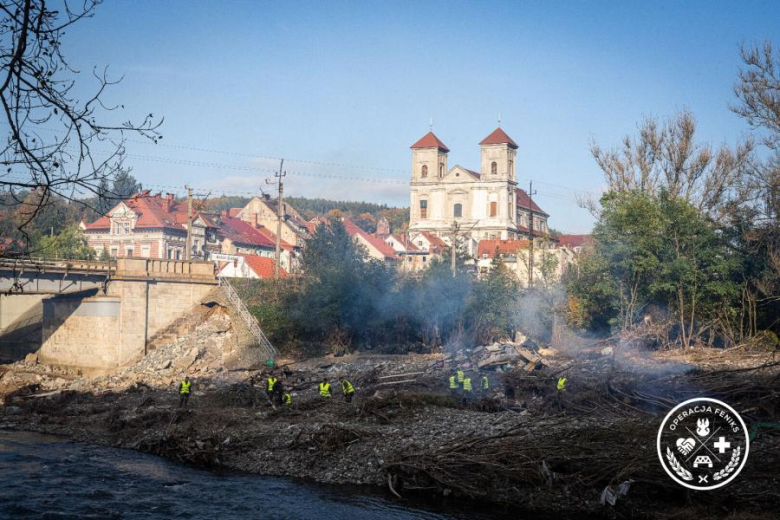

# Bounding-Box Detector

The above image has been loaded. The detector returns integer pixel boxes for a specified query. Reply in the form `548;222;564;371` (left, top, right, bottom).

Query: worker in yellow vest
319;377;332;398
480;373;489;396
557;376;567;393
282;391;292;406
461;374;473;406
456;368;465;385
178;376;192;408
556;374;567;411
448;373;459;396
340;376;356;403
267;373;278;403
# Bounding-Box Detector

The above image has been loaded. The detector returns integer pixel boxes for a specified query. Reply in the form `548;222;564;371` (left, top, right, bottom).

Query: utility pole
528;180;536;288
185;185;193;261
274;159;285;280
450;221;458;278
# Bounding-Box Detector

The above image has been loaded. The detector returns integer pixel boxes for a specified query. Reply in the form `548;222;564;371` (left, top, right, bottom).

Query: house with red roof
81;191;220;260
408;127;551;257
475;238;575;286
216;254;288;279
342;219;398;263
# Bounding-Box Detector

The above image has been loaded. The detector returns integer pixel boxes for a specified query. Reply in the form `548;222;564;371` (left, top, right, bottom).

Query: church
408;127;550;255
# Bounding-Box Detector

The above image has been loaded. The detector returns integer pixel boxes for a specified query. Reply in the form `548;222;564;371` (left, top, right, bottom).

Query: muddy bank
1;349;779;519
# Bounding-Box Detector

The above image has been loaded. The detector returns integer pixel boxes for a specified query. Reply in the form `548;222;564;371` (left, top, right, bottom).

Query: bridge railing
218;274;277;361
0;256;113;273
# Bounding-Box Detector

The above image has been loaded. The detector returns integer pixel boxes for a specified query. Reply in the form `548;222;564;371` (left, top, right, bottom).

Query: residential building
476;238;575;287
215;253;288;279
81;191;220;260
236;195;310;248
343;219;398;263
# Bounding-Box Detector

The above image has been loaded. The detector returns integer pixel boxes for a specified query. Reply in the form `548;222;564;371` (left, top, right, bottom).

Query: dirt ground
1;343;779;519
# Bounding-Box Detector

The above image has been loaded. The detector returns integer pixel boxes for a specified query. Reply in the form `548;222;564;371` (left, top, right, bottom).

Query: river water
0;430;514;519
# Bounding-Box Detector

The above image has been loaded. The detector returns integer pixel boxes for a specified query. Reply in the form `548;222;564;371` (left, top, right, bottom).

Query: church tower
479;127;518;182
410;131;449;182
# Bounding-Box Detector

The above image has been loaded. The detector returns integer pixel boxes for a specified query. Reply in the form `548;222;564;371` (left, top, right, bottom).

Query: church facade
408;127;549;255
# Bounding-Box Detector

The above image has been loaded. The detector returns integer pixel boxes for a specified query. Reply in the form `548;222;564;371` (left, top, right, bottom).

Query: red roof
410;131;450;152
389;234;419;252
478;239;530;259
306;217;330;235
83;192;217;233
421;231;447;250
220;217;277;248
343;219;398;261
479;127;518;149
240;254;287;279
557;234;594;249
516;189;548;216
464;169;481;180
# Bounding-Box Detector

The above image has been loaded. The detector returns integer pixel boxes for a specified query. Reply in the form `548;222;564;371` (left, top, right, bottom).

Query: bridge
1;257;275;372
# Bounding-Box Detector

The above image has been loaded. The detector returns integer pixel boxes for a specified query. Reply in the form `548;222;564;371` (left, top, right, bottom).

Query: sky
57;0;780;233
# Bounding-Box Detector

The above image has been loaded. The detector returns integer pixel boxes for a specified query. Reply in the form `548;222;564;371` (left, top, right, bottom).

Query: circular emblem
657;397;749;490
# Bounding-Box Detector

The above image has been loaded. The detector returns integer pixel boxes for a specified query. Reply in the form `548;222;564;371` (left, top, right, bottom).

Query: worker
272;377;284;407
267;372;278;403
178;376;192;408
340;376;356;403
282;390;292;406
461;374;473;406
448;373;459;396
557;375;567;393
319;377;332;398
480;373;489;396
456;368;465;385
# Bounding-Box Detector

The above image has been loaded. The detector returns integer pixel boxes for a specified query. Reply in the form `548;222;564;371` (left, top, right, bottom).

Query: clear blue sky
62;0;780;233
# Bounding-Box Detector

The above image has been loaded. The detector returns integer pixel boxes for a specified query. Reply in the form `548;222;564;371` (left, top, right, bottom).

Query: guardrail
218;274;277;361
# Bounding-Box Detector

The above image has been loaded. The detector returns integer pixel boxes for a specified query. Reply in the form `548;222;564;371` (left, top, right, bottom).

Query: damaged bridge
1;258;275;372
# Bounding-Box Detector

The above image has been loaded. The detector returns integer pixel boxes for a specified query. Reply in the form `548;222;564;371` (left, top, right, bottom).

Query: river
0;430;514;519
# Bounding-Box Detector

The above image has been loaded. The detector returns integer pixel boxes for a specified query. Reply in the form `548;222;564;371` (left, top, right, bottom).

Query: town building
237;195;310;248
215;253;288;279
81;191;220;260
343;219;398;263
408;127;550;255
476;238;583;287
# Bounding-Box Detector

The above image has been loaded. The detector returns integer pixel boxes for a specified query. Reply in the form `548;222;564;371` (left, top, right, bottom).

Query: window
141;245;150;258
420;200;428;219
454;203;462;218
422;256;427;263
491;161;497;175
490;201;497;217
421;165;428;178
407;257;412;263
508;159;513;175
417;241;423;247
175;250;181;260
439;163;444;178
110;248;118;258
125;247;134;258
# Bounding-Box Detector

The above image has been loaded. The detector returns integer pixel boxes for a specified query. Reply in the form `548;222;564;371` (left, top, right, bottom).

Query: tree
588;110;752;219
33;223;94;259
467;257;519;343
0;0;161;242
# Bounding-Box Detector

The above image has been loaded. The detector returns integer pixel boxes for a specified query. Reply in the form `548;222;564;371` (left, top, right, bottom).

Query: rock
25;352;38;364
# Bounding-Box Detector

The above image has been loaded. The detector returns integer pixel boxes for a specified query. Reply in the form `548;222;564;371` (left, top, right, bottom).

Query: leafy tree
33;224;94;260
466;257;519;343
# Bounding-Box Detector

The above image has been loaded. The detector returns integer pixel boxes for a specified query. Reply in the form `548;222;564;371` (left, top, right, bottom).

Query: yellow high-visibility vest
342;380;355;395
481;375;489;390
267;377;277;392
449;375;458;389
557;377;567;392
462;378;472;392
319;382;331;397
282;393;291;405
180;381;191;394
456;370;464;383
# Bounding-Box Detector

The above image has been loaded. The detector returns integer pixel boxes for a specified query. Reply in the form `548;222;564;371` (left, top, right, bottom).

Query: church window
419;199;428;219
509;159;513;175
421;165;428;178
454;203;462;218
491;161;497;175
490;201;497;217
439;163;444;178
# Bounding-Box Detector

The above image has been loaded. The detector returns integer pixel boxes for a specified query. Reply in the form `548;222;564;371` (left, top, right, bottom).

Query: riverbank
1;347;779;519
